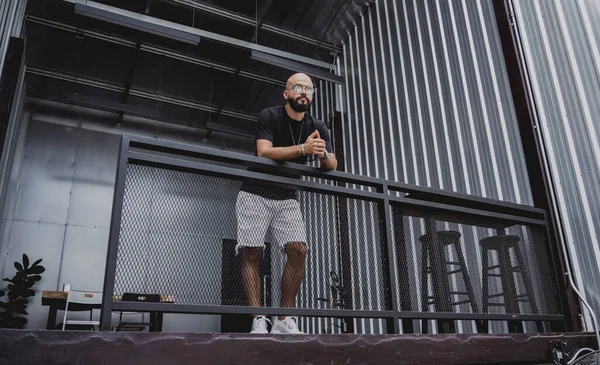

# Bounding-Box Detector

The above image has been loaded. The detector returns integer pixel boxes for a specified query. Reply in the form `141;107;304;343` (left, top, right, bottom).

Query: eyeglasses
289;84;315;95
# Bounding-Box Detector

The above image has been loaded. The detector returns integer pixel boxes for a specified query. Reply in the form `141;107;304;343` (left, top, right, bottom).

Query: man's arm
256;139;303;161
319;153;338;170
257;130;326;161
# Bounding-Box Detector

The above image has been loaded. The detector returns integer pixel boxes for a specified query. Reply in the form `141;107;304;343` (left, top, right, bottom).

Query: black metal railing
99;134;564;334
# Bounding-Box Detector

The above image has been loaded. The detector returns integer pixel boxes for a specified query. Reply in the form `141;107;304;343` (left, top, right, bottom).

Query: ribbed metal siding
338;0;532;205
335;0;536;334
511;0;600;329
0;0;27;78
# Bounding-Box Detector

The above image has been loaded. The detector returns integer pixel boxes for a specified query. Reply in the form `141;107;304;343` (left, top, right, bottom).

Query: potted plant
0;254;45;329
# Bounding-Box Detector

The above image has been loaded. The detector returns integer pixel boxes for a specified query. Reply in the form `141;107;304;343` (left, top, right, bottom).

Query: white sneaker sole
270;329;303;334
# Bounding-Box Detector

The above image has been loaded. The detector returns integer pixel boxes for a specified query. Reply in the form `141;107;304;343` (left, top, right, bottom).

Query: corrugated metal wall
510;0;600;329
0;0;27;78
337;0;532;204
334;0;537;334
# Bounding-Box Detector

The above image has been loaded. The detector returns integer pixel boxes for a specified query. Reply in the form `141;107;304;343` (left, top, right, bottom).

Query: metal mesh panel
113;161;559;334
115;164;390;319
115;164;240;305
390;206;560;322
296;183;388;334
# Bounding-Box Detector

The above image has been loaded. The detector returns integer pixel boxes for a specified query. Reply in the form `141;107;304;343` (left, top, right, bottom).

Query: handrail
127;134;546;221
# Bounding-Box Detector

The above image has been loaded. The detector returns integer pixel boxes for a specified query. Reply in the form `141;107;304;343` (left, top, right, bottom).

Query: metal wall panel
338;0;532;204
0;0;27;78
511;0;600;329
0;110;239;330
336;0;535;334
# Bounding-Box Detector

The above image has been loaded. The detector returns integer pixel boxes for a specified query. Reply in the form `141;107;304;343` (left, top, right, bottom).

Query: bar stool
419;230;479;333
480;234;538;331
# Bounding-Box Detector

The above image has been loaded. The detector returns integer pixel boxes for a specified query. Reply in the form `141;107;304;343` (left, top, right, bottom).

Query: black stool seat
420;230;462;246
480;234;520;250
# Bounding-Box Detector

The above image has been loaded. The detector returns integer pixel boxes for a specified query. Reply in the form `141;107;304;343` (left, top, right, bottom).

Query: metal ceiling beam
118;0;154;123
62;0;333;69
26;66;257;122
74;2;200;45
166;0;341;53
251;50;344;84
207;0;273;139
64;93;161;119
25;15;285;87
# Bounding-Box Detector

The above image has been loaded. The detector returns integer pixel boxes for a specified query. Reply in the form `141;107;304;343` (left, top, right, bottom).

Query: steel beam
118;0;154;123
26;66;257;122
251;50;343;84
64;93;161;119
166;0;341;53
111;301;565;321
126;134;548;223
207;0;274;139
25;15;285;87
63;0;334;69
74;3;200;45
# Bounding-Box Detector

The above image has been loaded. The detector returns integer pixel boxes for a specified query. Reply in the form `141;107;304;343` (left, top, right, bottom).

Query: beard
287;95;312;112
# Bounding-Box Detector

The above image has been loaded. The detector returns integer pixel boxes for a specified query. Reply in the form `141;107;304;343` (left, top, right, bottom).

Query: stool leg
513;245;544;332
454;241;484;333
455;241;478;313
481;247;489;333
421;242;429;334
498;247;523;333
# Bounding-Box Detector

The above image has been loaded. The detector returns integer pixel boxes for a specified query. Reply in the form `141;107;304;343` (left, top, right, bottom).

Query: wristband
300;143;305;156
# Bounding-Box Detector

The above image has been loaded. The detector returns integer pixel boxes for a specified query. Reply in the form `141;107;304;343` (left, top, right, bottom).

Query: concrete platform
0;330;596;365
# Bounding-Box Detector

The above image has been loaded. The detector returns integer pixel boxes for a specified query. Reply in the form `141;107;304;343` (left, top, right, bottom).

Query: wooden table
42;291;167;331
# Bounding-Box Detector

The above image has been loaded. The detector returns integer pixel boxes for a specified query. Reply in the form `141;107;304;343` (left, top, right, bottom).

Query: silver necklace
288;116;304;145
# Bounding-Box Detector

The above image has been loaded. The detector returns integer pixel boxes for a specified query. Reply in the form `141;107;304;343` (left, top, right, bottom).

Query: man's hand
303;130;326;157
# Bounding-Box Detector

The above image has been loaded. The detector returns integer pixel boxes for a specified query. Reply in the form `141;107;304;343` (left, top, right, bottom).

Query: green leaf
2;278;13;283
29;266;45;275
31;259;42;267
14;262;23;272
22;254;29;270
14;309;28;315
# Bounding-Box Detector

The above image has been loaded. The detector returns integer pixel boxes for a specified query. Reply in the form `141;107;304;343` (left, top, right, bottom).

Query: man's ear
283;89;288;99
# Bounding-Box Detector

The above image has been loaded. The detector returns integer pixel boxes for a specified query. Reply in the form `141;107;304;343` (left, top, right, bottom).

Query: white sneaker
250;316;270;334
270;316;304;334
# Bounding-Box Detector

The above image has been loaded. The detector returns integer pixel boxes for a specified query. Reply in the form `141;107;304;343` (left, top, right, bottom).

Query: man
236;72;337;334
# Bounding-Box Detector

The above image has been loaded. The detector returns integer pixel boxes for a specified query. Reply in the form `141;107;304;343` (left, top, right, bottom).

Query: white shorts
235;191;307;253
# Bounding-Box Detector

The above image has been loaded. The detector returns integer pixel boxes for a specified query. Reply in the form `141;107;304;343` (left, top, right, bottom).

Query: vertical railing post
100;135;130;331
391;205;414;333
379;183;400;334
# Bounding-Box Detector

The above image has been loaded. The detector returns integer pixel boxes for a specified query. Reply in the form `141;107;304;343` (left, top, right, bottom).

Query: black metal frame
100;134;564;332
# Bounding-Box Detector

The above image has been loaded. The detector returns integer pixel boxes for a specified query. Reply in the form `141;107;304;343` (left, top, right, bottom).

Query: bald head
286;73;313;89
284;73;314;113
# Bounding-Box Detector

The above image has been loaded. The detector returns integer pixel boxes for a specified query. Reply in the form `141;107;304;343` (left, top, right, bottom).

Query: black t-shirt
240;105;333;200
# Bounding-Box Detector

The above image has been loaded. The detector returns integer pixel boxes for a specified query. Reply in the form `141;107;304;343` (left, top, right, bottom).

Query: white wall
0;105;247;331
